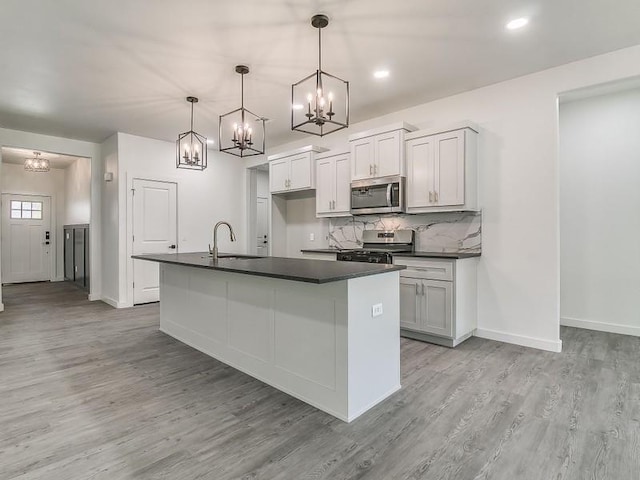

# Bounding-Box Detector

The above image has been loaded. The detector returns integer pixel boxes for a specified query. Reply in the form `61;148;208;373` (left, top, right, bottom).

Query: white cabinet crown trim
405;122;479;141
267;144;328;162
348;122;417;142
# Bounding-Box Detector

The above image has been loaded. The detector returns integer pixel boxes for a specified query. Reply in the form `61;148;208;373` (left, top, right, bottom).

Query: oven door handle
386;183;393;207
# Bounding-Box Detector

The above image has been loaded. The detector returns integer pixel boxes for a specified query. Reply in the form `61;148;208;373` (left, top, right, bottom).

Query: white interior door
256;197;269;256
132;179;177;304
1;194;51;283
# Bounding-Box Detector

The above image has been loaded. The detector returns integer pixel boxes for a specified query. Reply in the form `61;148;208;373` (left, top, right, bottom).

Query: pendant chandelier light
291;14;349;136
219;65;265;157
176;96;207;170
24;152;50;172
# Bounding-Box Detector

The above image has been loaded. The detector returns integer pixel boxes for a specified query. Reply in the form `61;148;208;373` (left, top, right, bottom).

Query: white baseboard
561;317;640;337
0;303;4;313
88;293;101;301
52;277;65;282
475;328;563;353
101;296;128;309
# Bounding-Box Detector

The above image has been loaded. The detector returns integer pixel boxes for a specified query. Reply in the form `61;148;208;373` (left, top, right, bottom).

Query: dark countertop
300;248;345;254
133;252;405;284
394;251;481;259
300;248;481;259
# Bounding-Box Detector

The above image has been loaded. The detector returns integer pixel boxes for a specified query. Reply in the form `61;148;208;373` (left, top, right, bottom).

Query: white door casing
256;197;269;256
132;179;177;304
1;194;52;283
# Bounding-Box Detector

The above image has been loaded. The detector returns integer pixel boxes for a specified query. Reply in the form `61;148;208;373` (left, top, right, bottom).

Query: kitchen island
133;253;405;422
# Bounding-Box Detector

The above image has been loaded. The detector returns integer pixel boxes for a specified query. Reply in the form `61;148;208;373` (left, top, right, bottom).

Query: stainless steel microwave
350;175;405;215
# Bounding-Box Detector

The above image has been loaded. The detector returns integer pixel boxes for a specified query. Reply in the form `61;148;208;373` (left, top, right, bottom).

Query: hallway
1;282;639;479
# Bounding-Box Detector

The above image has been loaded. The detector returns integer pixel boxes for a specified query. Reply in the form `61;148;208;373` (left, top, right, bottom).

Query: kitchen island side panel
347;271;401;420
158;263;351;420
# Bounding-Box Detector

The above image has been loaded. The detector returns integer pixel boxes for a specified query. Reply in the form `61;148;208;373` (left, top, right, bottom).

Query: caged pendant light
219;65;266;157
176;96;207;170
291;14;349;136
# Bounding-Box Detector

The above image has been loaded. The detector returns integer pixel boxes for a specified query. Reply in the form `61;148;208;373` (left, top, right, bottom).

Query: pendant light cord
318;26;322;72
190;100;194;130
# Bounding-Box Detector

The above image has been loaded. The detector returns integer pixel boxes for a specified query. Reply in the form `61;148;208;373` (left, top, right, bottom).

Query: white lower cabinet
395;256;478;347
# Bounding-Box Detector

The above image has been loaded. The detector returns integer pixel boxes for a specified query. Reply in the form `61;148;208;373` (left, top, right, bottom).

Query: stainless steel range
336;229;414;264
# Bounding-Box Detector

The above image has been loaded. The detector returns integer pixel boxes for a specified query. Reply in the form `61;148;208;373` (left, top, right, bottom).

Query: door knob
169;244;177;249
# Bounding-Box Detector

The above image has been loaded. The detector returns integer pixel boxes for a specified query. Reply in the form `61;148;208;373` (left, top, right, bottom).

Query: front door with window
1;194;52;283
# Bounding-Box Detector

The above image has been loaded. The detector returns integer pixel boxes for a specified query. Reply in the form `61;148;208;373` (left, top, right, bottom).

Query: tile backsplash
328;212;481;252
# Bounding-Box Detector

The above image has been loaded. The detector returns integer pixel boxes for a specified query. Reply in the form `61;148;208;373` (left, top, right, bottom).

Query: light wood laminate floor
1;282;638;479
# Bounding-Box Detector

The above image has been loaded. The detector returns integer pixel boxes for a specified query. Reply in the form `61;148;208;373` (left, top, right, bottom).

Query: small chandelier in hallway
24;152;50;172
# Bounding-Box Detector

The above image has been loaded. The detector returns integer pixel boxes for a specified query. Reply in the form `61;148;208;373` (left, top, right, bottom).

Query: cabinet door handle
429;191;433;203
369;164;373;175
332;200;336;210
434;191;439;203
415;283;419;295
422;283;426;295
374;164;377;175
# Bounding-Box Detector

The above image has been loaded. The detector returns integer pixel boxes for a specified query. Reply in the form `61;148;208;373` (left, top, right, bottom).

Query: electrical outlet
372;303;383;317
309;233;315;241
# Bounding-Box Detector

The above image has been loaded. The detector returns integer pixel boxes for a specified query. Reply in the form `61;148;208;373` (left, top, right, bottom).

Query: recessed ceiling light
373;70;390;79
292;104;304;110
506;18;529;30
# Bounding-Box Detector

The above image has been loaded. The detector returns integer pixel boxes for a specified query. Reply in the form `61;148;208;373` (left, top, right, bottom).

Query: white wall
63;157;91;225
0;163;66;280
100;133;119;306
100;132;247;307
0;127;101;309
560;87;640;336
284;195;330;258
265;44;640;352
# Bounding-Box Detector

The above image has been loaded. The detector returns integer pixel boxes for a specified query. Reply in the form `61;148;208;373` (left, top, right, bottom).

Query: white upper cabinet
349;122;416;180
315;150;351;217
406;126;478;212
268;145;328;194
269;158;290;193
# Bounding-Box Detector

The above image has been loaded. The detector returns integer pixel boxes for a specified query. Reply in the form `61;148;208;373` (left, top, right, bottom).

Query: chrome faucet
209;221;236;261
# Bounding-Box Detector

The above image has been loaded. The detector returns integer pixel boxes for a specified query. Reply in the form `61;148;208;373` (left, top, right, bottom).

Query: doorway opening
0;147;91;295
246;164;270;256
559;77;640;338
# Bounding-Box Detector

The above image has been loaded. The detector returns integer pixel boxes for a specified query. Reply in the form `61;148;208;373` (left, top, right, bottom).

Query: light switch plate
372;303;383;317
309;233;315;241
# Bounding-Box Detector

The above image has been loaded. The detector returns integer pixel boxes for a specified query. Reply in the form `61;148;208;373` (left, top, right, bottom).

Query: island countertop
133;252;405;284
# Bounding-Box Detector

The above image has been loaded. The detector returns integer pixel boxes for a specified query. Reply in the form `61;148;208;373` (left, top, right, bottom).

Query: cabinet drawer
395;258;454;281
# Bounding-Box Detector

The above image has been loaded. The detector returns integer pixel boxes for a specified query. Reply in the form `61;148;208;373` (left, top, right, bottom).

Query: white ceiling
1;0;640;147
1;147;87;169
